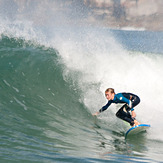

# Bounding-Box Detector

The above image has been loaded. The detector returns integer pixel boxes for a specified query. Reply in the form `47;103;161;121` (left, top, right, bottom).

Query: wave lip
1;9;163;162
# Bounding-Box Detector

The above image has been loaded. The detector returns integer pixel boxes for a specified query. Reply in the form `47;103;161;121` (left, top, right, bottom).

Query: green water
0;36;163;162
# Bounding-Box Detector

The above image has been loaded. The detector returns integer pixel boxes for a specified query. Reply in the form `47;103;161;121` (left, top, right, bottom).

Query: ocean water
0;1;163;163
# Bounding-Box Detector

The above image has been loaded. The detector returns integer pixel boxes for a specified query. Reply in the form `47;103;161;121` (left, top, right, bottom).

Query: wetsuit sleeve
99;101;112;113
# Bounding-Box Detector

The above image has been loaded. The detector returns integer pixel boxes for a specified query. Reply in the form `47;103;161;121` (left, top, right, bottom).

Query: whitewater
0;1;163;162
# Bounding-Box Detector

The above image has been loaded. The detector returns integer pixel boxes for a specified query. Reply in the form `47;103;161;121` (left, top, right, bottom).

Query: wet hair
105;88;115;94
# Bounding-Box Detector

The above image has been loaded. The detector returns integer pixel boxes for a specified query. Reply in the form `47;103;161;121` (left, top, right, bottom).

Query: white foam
54;28;163;141
1;0;163;141
120;27;146;31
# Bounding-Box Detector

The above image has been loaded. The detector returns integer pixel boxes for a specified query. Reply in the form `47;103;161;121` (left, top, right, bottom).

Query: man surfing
93;88;140;127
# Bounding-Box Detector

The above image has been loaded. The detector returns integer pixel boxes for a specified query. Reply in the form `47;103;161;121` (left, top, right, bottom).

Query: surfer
93;88;140;127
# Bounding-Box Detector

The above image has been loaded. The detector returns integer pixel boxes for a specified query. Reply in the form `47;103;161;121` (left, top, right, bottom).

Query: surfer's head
105;88;115;100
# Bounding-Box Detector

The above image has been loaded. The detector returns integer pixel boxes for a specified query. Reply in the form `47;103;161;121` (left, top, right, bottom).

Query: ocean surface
1;1;163;162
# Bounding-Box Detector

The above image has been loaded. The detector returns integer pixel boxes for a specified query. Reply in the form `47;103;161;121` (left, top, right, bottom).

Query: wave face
0;0;163;162
0;36;96;162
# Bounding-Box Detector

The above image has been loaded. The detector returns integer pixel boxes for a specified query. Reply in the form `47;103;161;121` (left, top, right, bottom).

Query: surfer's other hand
92;112;100;116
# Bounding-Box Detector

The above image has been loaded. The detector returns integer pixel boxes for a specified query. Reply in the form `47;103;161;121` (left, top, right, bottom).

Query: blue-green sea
0;1;163;162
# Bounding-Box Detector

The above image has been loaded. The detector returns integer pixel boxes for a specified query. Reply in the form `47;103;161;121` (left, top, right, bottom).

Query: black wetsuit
99;93;140;126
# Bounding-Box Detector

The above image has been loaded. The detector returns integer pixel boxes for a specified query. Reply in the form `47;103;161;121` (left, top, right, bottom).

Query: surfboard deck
125;124;150;138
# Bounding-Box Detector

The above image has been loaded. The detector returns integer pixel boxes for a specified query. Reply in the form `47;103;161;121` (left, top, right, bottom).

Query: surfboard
125;124;150;138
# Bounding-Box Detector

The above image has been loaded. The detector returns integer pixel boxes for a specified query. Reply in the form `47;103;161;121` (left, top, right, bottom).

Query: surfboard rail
125;124;150;138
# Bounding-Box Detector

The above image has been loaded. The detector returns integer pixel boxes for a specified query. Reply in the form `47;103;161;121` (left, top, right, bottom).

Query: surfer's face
105;92;112;100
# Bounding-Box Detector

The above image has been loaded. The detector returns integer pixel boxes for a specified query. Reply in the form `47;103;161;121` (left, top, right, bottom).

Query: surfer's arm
99;101;112;113
92;101;112;116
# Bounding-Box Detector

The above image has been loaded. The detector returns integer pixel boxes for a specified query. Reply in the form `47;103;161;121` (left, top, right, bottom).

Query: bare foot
134;120;140;126
132;124;135;127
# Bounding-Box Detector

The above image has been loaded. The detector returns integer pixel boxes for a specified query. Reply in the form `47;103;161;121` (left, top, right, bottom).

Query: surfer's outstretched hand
92;112;100;116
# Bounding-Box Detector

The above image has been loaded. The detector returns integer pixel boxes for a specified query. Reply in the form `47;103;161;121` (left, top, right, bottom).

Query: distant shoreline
83;0;163;31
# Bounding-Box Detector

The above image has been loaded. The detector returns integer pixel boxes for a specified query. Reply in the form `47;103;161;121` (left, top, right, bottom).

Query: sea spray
1;1;163;162
53;27;163;141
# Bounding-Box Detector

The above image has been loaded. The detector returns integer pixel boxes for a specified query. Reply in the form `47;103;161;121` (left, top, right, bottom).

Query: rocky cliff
0;0;162;31
84;0;163;31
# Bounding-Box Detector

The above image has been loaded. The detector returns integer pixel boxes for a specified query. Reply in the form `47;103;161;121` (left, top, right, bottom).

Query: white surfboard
125;124;150;138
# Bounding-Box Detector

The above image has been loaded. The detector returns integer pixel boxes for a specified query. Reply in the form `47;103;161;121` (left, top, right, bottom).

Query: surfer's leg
116;104;134;126
126;97;141;126
130;95;140;117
